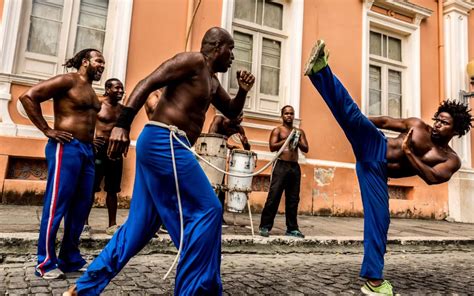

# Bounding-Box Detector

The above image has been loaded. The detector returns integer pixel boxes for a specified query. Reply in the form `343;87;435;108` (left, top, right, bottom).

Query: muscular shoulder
272;126;281;133
448;148;461;164
272;126;283;137
405;117;426;129
47;72;77;89
28;72;76;99
171;52;206;72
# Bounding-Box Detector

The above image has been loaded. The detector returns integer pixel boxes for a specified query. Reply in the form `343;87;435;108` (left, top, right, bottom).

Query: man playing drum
208;112;251;151
64;27;255;295
208;112;251;225
259;105;309;238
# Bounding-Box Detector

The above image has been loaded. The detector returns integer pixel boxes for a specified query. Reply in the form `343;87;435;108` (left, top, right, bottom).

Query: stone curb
1;233;473;256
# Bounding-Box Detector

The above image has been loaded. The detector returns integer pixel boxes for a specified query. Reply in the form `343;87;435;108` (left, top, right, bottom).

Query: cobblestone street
1;250;473;295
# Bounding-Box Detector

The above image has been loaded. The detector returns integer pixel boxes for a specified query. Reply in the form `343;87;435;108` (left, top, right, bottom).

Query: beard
87;66;102;81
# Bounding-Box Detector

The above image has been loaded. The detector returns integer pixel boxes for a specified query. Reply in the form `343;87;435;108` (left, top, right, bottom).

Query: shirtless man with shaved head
65;27;254;296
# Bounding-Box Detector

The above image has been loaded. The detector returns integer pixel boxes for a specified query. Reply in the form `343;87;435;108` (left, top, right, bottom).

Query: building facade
1;0;473;222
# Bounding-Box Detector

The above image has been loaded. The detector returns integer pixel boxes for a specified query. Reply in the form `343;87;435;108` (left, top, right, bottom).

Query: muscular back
149;53;220;144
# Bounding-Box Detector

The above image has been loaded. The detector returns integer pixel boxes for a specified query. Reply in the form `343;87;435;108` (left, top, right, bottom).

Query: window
15;0;111;80
368;30;405;117
229;0;287;115
362;1;432;121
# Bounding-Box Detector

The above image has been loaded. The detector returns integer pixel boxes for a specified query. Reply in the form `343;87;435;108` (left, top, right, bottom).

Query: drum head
231;149;257;156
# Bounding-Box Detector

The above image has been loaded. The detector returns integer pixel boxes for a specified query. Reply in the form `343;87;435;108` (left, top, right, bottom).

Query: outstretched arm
369;116;422;133
212;70;255;119
403;129;461;184
19;75;75;143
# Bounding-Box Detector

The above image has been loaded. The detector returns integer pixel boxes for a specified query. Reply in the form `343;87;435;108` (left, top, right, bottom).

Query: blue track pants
308;66;390;280
36;139;95;275
76;124;223;295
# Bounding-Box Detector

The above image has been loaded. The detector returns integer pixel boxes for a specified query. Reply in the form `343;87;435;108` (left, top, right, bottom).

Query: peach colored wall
125;0;223;140
0;0;456;219
0;136;47;202
300;0;362;164
9;84;55;126
118;0;225;198
125;0;188;140
416;1;441;122
0;0;4;21
188;0;224;52
0;0;3;21
0;136;46;157
290;0;448;219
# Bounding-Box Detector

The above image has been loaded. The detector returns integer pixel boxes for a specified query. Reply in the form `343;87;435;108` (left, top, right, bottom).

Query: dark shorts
94;144;123;193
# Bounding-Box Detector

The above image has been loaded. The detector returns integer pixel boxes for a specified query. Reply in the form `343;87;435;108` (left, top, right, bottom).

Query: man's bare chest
410;136;449;166
67;87;101;111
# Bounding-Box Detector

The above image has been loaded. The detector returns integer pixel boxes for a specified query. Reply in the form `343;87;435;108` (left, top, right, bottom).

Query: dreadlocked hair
63;48;100;70
435;99;473;137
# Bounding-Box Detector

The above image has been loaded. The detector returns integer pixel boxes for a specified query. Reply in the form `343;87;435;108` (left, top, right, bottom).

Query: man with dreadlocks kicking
19;49;105;279
304;40;473;295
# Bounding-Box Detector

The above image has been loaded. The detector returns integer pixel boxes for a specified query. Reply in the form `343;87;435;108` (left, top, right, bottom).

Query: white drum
195;133;227;188
227;149;257;212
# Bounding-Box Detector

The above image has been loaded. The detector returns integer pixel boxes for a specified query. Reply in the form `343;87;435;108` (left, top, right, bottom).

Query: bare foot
63;285;77;296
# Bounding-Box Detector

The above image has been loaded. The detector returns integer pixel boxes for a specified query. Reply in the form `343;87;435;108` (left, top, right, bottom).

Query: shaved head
201;27;233;55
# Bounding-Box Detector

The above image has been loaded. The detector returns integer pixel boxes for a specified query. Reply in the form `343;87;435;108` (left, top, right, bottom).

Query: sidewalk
1;205;473;254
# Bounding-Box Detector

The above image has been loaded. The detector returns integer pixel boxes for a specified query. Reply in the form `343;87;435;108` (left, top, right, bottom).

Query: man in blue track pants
304;40;472;295
19;49;105;280
64;27;255;296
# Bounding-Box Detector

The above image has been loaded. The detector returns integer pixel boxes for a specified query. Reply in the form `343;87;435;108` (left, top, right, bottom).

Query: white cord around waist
151;121;189;280
147;121;187;137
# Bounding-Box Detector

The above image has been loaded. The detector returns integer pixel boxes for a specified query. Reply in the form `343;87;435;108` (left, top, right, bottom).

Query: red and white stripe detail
36;142;63;275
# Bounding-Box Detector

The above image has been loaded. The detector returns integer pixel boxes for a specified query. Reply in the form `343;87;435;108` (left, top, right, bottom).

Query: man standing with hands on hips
19;48;105;279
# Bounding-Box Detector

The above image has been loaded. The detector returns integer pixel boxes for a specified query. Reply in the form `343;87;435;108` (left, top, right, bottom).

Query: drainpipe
438;0;445;103
185;0;195;51
185;0;202;52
